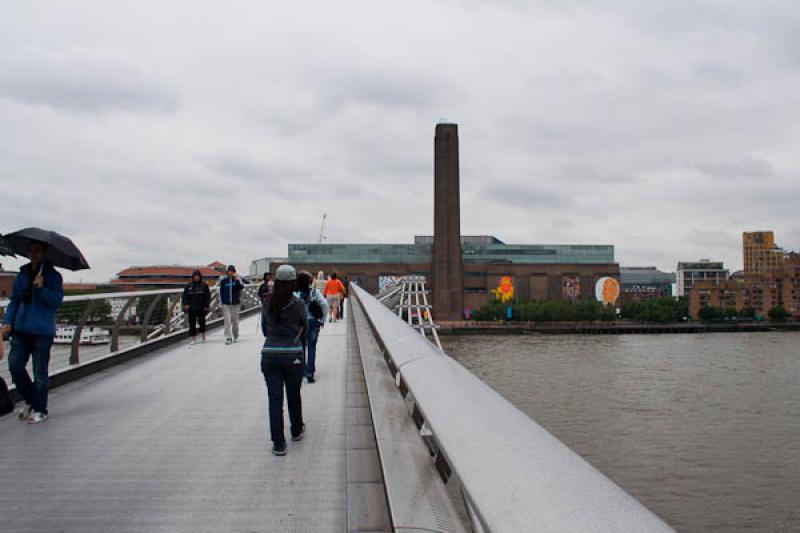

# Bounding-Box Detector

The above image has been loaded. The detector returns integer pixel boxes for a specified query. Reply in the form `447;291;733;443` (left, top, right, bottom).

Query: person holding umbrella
1;241;63;423
0;228;87;424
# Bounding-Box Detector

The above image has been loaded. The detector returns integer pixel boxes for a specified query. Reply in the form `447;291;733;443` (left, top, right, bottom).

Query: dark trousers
261;354;304;445
305;322;321;378
187;310;206;337
7;332;54;414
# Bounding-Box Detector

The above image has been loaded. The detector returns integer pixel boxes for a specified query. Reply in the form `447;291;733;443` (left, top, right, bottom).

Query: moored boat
55;325;111;345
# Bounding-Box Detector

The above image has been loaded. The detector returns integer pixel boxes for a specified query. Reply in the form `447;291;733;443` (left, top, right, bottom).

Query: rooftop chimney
431;123;463;321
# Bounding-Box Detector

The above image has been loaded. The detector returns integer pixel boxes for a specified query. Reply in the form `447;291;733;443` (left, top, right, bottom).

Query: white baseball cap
275;264;297;281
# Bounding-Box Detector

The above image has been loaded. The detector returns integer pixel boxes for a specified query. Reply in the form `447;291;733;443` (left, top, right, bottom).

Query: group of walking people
182;264;345;455
181;264;244;345
258;267;346;455
2;245;346;459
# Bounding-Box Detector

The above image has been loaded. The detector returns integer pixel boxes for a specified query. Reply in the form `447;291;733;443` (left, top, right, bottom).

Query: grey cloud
201;154;319;194
1;0;800;281
694;157;775;180
484;184;571;209
557;164;637;185
693;63;745;86
315;65;448;111
0;49;178;114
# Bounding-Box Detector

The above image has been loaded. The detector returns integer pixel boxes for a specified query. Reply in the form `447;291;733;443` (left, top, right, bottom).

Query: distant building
63;283;98;292
0;263;16;299
207;261;228;275
743;231;785;275
619;267;675;301
689;256;800;319
290;237;615;266
113;262;225;288
676;260;729;297
109;297;137;323
249;257;287;279
287;237;619;312
280;124;619;318
729;270;745;281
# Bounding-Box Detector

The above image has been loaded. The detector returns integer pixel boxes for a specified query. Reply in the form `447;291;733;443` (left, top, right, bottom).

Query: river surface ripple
442;332;800;533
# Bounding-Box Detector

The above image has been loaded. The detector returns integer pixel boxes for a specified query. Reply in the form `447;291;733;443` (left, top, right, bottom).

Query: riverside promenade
0;316;351;533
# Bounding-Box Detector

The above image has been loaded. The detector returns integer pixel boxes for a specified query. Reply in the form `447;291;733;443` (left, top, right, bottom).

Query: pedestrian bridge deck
0;315;350;533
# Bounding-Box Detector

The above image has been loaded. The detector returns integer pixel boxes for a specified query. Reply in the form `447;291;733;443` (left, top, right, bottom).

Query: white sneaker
17;405;33;421
28;412;48;424
190;338;197;345
225;338;233;345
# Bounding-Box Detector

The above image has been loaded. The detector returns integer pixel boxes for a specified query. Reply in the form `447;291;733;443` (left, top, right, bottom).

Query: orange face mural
493;276;515;303
595;277;620;305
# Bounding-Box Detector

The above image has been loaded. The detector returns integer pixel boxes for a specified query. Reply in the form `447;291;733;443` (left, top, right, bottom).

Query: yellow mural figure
493;276;515;303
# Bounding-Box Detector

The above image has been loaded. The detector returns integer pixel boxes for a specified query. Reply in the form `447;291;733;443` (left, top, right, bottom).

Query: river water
442;332;800;533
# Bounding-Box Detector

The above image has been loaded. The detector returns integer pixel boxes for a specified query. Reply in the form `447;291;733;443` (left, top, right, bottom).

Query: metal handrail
1;284;262;368
351;283;675;533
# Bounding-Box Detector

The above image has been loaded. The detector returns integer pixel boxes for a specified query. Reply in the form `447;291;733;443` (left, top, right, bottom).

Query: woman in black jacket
261;265;308;456
182;270;210;344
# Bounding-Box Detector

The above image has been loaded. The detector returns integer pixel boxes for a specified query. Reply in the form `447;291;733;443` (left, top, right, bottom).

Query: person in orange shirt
323;272;346;323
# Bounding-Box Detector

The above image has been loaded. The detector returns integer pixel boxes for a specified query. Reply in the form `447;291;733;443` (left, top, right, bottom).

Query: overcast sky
1;1;798;282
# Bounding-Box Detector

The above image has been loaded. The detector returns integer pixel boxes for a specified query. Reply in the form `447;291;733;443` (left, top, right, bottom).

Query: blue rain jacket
3;261;64;337
218;276;244;305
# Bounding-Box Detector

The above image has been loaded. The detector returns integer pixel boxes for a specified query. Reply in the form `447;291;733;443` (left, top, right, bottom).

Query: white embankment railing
352;282;675;533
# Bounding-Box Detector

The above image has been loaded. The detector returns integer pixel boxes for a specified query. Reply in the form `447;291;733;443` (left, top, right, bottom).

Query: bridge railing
0;284;262;377
351;283;675;533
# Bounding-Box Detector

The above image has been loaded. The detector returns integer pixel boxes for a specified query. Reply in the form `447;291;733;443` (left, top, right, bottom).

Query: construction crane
318;213;328;244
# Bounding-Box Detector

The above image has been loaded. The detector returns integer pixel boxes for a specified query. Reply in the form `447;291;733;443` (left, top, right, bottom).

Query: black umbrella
0;228;90;271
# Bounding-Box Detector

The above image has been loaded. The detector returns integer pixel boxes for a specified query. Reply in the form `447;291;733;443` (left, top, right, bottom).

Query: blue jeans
8;332;54;414
305;322;321;378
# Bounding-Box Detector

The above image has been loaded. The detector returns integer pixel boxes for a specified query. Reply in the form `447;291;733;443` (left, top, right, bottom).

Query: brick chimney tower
432;123;463;321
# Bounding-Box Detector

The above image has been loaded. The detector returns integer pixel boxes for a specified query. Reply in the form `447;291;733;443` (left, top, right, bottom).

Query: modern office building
619;267;675;301
249;257;287;279
743;231;786;275
676;260;729;297
283;123;620;317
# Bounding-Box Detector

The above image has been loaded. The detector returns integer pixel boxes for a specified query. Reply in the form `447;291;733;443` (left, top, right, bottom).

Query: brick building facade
689;256;800;319
743;231;785;275
282;124;619;318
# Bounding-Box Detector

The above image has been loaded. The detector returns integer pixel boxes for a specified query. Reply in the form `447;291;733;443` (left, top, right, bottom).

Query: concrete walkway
0;316;349;533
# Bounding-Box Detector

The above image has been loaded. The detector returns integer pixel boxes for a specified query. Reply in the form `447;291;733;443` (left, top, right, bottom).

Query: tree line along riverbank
452;297;798;334
437;321;800;335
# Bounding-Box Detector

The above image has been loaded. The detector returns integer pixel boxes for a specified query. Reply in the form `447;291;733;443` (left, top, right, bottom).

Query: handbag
301;290;324;321
0;376;14;417
0;335;16;416
309;298;324;321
